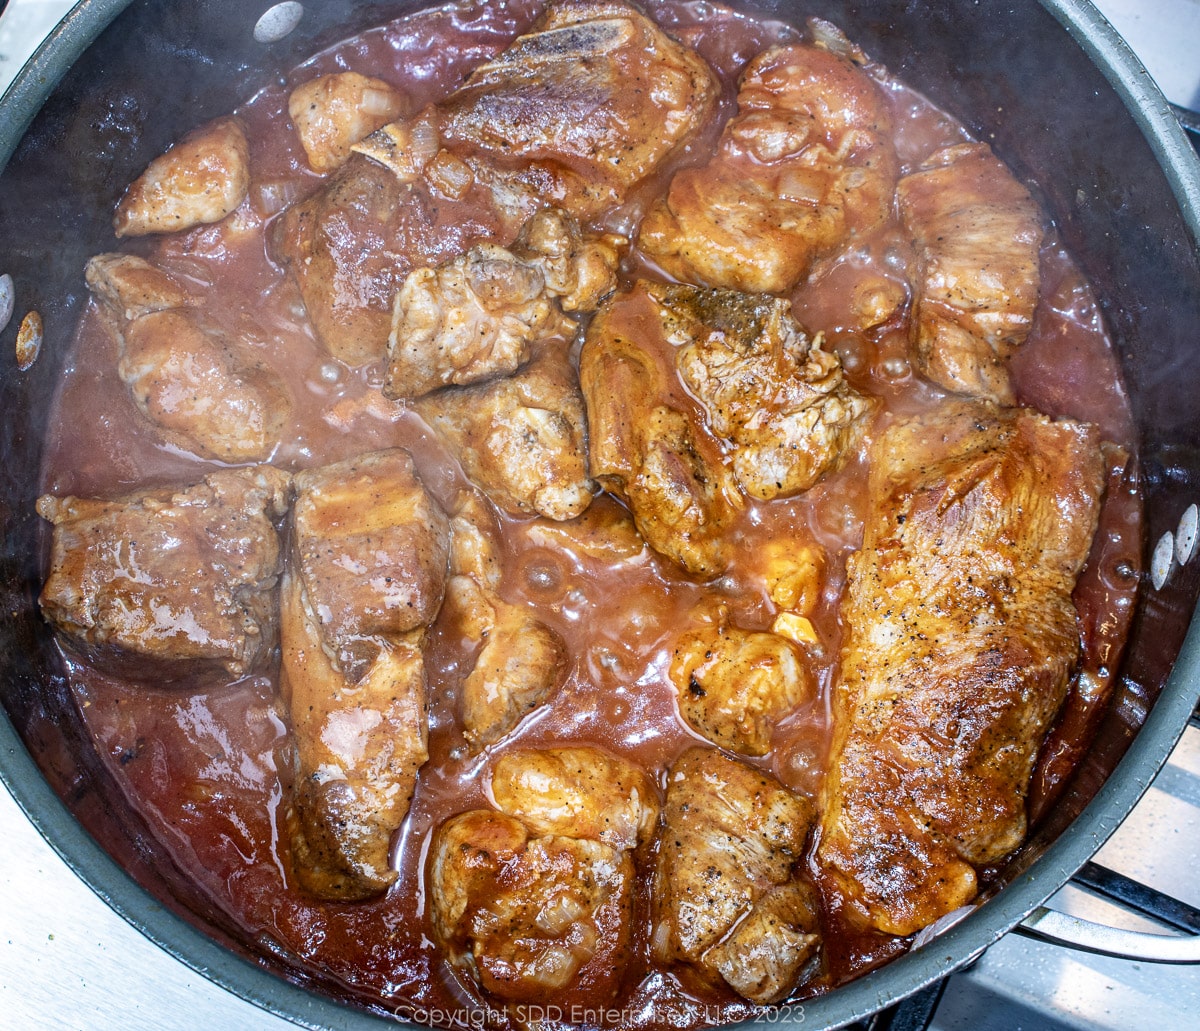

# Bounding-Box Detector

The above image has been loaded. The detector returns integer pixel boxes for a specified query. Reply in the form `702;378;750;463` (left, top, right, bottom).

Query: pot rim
1;1;1199;1029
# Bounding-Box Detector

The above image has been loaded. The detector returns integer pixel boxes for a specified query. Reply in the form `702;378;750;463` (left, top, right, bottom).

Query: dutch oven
2;0;1200;1027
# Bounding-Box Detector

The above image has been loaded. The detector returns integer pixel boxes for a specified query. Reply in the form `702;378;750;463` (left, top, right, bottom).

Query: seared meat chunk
416;349;595;521
275;0;716;363
897;142;1044;404
283;450;450;900
430;743;655;1005
430;811;633;1005
289;72;406;173
582;281;869;575
114;117;250;237
490;746;659;850
817;400;1104;936
653;748;821;1004
85;253;290;463
639;42;897;293
652;284;875;500
670;618;815;756
84;252;192;319
443;494;567;750
513;207;624;313
291;449;450;675
436;0;718;219
37;466;290;679
386;243;566;398
272;155;434;366
385;210;621;400
580;284;741;578
117;310;290;463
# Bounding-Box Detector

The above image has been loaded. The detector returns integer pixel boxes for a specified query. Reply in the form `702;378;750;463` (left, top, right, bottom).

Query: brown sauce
39;1;1143;1026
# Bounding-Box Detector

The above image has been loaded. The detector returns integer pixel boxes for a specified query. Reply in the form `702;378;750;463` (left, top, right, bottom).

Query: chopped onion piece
254;179;301;216
361;87;398;117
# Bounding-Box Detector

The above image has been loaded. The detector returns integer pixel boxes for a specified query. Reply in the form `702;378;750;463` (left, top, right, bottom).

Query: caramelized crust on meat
438;0;719;217
639;42;897;293
288;72;406;173
275;0;716;364
37;466;290;680
114;117;250;238
653;747;822;1004
817;400;1105;936
670;618;815;756
416;348;596;521
85;253;290;463
898;142;1044;404
490;746;659;850
283;449;450;900
651;283;875;500
443;494;567;750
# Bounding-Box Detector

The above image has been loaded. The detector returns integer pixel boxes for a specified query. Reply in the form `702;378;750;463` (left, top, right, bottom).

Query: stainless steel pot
2;1;1199;1027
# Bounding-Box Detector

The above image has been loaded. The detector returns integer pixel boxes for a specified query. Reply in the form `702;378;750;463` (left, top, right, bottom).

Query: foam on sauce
39;1;1142;1025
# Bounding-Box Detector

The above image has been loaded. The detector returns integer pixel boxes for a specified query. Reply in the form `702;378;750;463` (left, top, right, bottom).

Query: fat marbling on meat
898;142;1044;404
429;746;656;1007
274;0;717;366
282;449;450;901
817;400;1105;936
653;747;822;1004
639;41;897;293
37;465;290;679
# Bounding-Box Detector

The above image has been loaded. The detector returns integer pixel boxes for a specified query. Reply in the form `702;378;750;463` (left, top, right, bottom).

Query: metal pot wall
1;1;1199;1027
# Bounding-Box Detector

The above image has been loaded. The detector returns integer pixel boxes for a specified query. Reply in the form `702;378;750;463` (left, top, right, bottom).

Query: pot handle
1016;905;1200;963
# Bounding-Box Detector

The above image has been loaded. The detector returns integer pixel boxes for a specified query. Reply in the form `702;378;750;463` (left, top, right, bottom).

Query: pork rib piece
113;117;249;238
38;466;290;680
385;208;621;402
652;283;875;501
897;142;1044;404
417;347;595;522
440;493;567;751
580;283;741;578
282;449;450;901
653;747;822;1004
817;400;1104;935
581;282;870;576
429;745;655;1006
